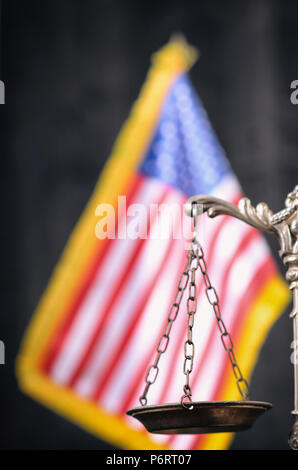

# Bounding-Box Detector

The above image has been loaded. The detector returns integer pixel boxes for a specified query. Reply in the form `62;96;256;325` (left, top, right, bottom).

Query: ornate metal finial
270;185;298;226
269;187;298;290
286;185;298;208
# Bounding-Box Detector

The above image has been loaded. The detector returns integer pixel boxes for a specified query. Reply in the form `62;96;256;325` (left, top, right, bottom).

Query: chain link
181;254;199;408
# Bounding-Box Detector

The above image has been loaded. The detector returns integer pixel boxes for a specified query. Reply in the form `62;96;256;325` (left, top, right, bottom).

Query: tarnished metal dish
127;401;272;434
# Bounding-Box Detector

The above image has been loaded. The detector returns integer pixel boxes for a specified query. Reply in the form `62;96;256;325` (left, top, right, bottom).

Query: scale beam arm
185;195;277;235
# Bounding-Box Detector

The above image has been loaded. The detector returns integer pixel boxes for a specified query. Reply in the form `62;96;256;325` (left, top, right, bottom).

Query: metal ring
181;394;194;410
139;396;147;406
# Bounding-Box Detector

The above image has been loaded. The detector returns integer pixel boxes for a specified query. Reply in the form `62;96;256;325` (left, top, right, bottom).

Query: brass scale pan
127;401;271;434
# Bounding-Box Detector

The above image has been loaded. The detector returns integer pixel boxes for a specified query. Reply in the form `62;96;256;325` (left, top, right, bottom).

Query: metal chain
191;202;250;400
181;254;199;408
139;250;193;406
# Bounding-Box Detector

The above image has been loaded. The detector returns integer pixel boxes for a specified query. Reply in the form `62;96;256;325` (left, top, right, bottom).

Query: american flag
17;39;289;450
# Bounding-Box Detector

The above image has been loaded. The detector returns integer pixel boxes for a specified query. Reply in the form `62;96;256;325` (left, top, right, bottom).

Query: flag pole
184;185;298;450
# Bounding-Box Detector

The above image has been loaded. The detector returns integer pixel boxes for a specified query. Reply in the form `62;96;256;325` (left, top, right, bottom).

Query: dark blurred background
0;0;297;450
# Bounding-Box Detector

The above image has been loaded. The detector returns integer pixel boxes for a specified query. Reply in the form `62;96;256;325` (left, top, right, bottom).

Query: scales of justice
127;185;298;450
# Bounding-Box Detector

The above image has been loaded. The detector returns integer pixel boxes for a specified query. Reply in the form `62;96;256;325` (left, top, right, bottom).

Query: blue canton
139;74;231;196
